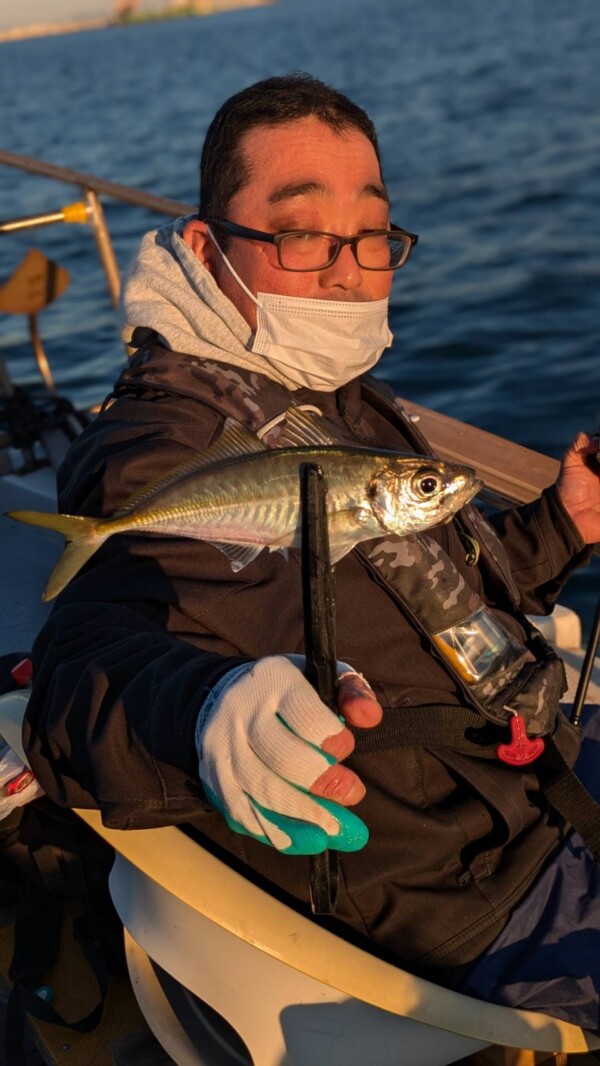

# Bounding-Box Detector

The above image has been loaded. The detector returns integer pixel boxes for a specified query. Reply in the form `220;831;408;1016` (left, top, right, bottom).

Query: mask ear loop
206;225;261;309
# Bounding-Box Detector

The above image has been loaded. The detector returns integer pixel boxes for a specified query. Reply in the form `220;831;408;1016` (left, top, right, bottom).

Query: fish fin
43;538;110;601
6;510;107;601
263;531;294;549
203;418;267;462
7;510;96;539
329;538;362;565
113;418;267;518
267;545;289;560
210;541;265;572
277;406;337;447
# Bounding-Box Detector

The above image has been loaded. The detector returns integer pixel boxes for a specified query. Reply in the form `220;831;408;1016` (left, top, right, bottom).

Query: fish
6;408;483;601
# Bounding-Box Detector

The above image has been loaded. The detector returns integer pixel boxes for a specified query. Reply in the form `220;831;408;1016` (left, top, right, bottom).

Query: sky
0;0;166;30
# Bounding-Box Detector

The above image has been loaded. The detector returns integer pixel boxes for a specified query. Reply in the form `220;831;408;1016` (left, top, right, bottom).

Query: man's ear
183;219;216;274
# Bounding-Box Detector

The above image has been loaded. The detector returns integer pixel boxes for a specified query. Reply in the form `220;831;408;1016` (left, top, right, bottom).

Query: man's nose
319;242;362;290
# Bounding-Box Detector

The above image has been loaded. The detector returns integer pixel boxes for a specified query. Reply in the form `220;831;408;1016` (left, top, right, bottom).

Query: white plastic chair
2;689;599;1066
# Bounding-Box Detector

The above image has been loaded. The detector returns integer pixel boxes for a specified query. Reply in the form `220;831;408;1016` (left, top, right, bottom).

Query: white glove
196;655;369;855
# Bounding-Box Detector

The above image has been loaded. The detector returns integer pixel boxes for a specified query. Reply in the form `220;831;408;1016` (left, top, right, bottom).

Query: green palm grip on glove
204;785;369;856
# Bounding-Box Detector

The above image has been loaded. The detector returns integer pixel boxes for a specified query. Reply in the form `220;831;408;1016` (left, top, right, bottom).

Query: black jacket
25;347;589;975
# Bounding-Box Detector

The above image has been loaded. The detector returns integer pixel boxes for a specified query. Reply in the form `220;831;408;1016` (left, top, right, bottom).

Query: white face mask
208;228;393;392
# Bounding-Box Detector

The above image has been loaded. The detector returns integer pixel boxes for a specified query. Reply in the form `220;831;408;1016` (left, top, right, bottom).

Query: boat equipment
0;248;71;392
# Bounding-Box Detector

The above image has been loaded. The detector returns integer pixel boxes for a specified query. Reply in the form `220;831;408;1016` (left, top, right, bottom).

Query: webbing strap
351;704;501;758
537;738;600;859
350;704;600;860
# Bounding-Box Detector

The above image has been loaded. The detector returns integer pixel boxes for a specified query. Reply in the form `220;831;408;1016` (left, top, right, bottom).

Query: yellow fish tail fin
6;510;106;600
44;538;110;601
7;510;97;539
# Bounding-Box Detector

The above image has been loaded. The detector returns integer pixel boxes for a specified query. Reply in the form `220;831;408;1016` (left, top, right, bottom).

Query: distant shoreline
0;0;275;44
0;18;108;43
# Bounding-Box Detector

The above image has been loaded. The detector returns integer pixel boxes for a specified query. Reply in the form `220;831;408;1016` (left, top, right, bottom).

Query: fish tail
7;510;107;601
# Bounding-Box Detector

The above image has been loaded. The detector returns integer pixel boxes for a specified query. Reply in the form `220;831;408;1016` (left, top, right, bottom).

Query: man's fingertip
340;697;383;729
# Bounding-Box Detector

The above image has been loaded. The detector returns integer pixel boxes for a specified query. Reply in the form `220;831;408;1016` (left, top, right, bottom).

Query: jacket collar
118;342;366;435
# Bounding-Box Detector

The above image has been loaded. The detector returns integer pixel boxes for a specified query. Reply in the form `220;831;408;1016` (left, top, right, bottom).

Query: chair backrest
78;807;600;1057
2;689;599;1059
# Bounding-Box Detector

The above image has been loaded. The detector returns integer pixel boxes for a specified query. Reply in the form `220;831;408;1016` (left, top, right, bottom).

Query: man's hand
196;656;382;855
556;432;600;545
311;668;383;805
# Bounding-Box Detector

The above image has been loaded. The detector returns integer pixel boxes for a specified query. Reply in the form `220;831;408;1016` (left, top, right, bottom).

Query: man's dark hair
198;73;383;232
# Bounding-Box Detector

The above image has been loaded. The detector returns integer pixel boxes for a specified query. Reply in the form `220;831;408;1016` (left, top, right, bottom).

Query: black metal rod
300;462;339;915
570;597;600;727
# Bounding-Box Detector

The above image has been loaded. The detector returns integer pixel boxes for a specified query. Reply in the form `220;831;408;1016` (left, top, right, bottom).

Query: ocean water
0;0;599;633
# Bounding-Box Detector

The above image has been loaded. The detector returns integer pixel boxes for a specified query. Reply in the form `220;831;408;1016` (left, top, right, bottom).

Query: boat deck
0;901;175;1065
0;467;60;659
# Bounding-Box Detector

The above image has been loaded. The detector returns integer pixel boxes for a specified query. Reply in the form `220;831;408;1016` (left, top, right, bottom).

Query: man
24;74;600;1027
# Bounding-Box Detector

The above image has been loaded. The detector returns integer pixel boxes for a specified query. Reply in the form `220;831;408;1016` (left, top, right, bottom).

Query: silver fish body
7;416;482;600
123;445;479;558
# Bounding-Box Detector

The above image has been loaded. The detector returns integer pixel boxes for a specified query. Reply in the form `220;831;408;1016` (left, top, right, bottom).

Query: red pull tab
496;714;544;766
10;658;33;687
7;769;35;796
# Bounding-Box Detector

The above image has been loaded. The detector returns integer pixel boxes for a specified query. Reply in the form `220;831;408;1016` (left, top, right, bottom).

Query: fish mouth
469;476;485;498
441;473;484;522
446;471;483;499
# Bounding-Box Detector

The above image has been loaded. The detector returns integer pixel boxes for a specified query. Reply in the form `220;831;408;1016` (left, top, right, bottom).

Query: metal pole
0;210;65;235
0;202;89;236
28;313;56;393
0;149;193;219
570;597;600;727
83;188;121;309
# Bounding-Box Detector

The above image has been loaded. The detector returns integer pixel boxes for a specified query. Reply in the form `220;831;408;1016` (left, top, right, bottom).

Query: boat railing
0;148;195;308
0;148;583;514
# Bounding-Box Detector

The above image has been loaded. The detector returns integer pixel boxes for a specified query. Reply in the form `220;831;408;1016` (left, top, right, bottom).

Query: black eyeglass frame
205;218;419;272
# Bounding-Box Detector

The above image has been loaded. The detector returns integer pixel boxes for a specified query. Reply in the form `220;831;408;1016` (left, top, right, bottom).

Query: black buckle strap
350;703;600;860
536;736;600;859
350;703;500;758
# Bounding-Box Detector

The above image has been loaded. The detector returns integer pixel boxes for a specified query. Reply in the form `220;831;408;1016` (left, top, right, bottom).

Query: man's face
184;116;394;331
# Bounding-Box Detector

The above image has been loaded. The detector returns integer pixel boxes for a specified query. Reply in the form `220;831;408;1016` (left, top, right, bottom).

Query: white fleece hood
122;215;303;389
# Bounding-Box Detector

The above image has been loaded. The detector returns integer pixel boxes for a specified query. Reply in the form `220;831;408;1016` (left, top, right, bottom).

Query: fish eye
415;473;440;497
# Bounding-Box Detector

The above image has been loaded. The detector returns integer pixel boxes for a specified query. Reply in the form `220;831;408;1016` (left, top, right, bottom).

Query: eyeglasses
206;218;418;272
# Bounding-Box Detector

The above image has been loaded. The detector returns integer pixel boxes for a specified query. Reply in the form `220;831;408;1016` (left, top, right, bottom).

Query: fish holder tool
300;463;340;915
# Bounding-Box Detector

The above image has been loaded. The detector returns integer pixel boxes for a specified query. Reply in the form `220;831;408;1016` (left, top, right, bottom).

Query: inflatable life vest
112;344;600;858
